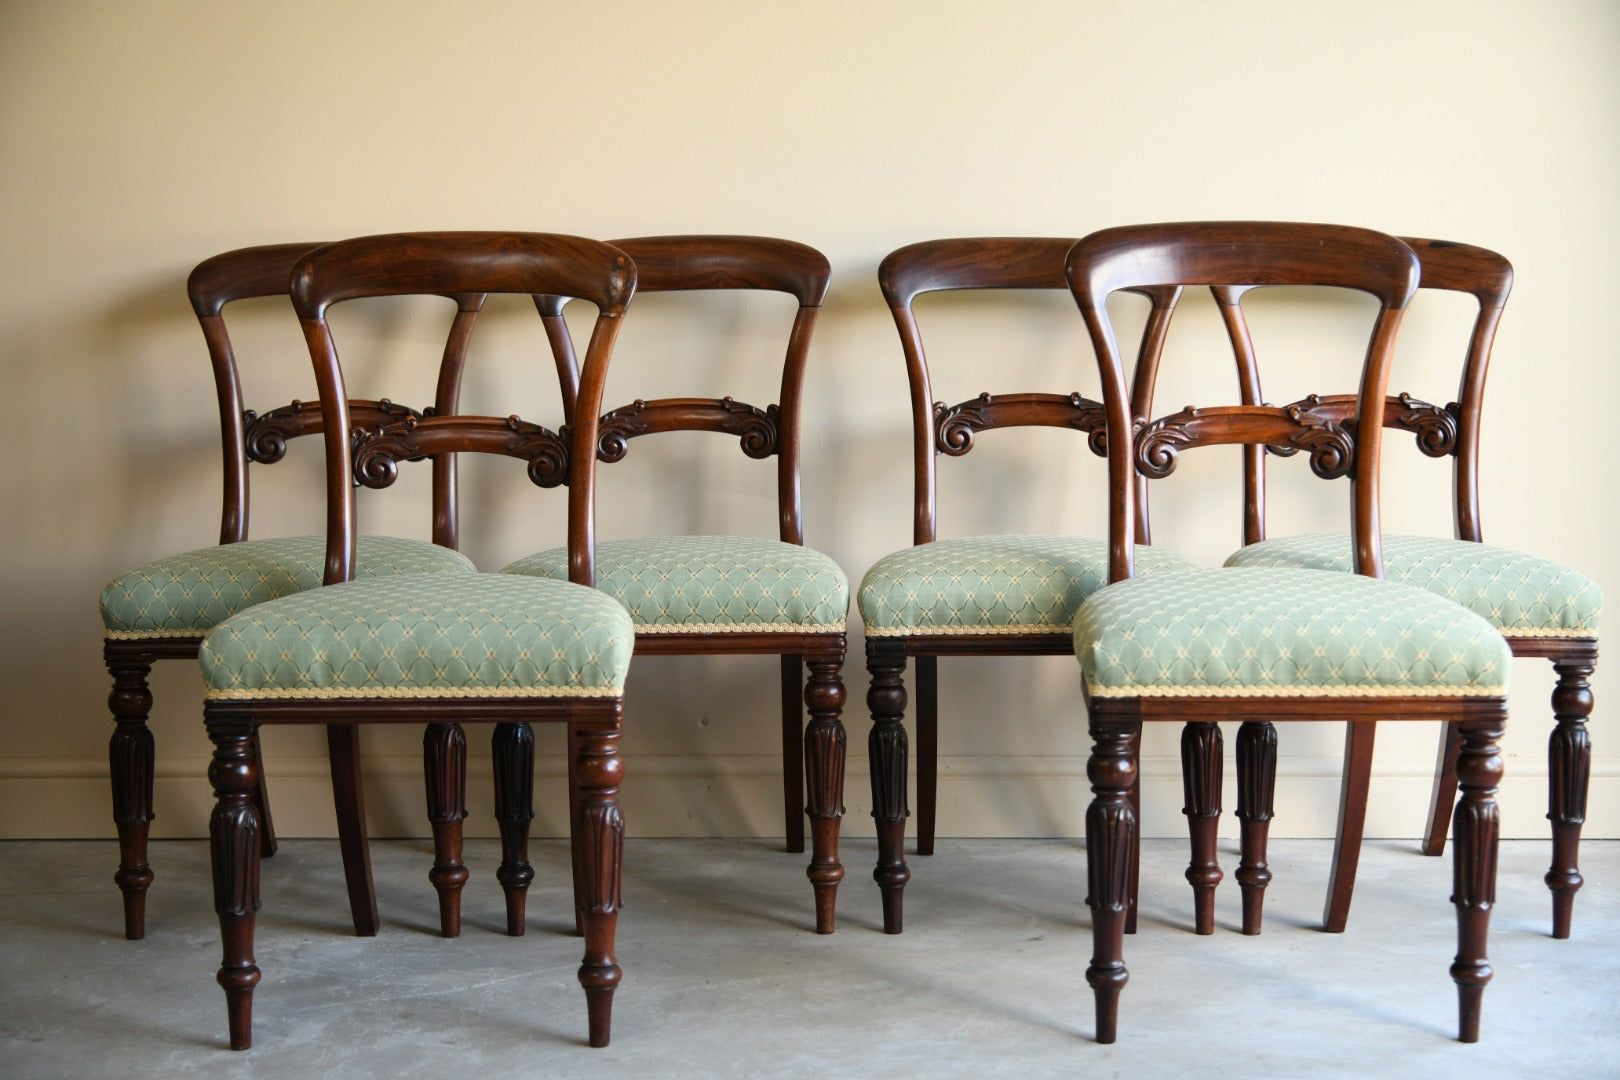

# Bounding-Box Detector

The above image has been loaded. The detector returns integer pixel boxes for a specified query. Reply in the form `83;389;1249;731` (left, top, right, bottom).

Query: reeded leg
1235;720;1276;935
782;655;805;854
207;719;262;1051
492;721;536;936
327;726;378;936
1086;712;1138;1045
107;654;155;941
1451;713;1504;1043
1180;721;1223;935
916;656;939;857
573;722;624;1049
1547;655;1595;939
803;654;847;934
1324;721;1375;932
1422;723;1462;856
423;723;468;938
867;640;911;934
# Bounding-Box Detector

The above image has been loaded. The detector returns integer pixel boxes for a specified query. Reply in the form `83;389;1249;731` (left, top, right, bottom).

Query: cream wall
2;0;1616;846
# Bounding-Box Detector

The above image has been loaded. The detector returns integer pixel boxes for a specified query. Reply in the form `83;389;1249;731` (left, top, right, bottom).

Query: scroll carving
933;391;1108;457
596;396;780;463
1272;392;1460;459
1138;399;1355;480
244;398;420;464
352;414;570;489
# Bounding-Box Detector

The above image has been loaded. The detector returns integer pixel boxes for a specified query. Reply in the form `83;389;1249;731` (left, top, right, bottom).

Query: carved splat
1270;392;1460;460
1138;400;1355;480
595;396;780;462
933;391;1108;457
244;399;421;464
352;413;570;489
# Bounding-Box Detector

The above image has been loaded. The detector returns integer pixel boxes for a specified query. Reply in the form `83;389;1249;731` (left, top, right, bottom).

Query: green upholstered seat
501;535;848;634
859;535;1200;638
199;574;634;701
101;535;475;640
1074;567;1512;699
1225;532;1601;639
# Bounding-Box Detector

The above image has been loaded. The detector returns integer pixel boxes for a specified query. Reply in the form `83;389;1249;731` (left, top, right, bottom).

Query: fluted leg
1422;722;1462;856
1086;713;1137;1045
208;720;262;1051
804;655;847;934
573;723;624;1049
327;726;378;936
916;656;939;857
107;656;155;941
1235;721;1276;935
423;723;468;938
1452;714;1504;1043
867;641;910;934
781;655;805;854
1180;721;1223;935
1547;655;1594;939
492;721;536;936
1324;721;1375;932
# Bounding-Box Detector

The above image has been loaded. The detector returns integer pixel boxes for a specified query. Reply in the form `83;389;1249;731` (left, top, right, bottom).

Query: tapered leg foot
1086;712;1137;1044
492;722;536;936
573;724;623;1048
107;654;155;940
1451;714;1504;1042
1547;656;1594;939
867;642;910;934
1180;721;1223;935
1235;720;1277;935
804;655;847;933
424;723;468;938
208;719;263;1051
1324;721;1375;933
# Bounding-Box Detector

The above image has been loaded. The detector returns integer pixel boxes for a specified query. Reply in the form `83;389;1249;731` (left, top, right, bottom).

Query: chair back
291;231;636;586
1065;221;1420;583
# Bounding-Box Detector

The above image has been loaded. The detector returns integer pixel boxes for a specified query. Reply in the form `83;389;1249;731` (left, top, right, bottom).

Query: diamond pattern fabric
101;535;476;640
200;574;633;700
1225;532;1601;638
859;535;1200;637
502;535;848;633
1074;567;1511;698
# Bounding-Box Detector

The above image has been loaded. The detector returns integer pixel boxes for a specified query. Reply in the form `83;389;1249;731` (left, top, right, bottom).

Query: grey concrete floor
0;837;1614;1078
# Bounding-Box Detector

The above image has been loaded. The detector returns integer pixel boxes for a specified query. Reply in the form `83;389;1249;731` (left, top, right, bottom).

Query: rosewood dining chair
197;232;637;1050
498;235;850;933
98;242;477;941
859;237;1198;933
1067;221;1511;1044
1221;237;1600;936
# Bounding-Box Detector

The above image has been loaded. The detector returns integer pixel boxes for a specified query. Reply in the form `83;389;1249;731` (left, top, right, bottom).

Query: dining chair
499;235;850;933
196;232;637;1050
98;242;477;941
1067;221;1511;1044
859;237;1199;933
1222;237;1600;937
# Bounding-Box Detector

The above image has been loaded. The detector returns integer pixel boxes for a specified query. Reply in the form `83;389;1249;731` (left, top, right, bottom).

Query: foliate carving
933;391;1108;457
422;723;468;826
208;732;262;918
803;662;848;821
595;397;781;463
1085;721;1138;915
491;722;537;826
1180;722;1223;820
1139;399;1355;480
352;414;570;489
1235;721;1278;823
244;399;419;464
578;802;625;915
1396;393;1460;458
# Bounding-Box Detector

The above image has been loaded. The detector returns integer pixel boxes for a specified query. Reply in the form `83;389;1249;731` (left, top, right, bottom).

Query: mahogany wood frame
1068;221;1508;1044
866;237;1178;934
105;242;477;941
205;232;635;1050
532;235;848;933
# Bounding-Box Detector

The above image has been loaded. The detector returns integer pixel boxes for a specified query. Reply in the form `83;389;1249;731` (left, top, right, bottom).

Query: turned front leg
107;655;155;941
867;641;910;934
1547;656;1594;939
1452;714;1504;1043
208;721;262;1051
1235;720;1276;935
492;721;536;936
423;723;468;938
803;656;847;934
1086;714;1138;1045
1180;721;1223;935
573;724;624;1049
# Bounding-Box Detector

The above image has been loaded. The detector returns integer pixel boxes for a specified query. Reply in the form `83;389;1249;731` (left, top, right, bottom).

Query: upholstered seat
102;535;475;640
200;574;634;701
1076;567;1512;699
861;535;1198;638
505;535;847;634
1224;533;1601;639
